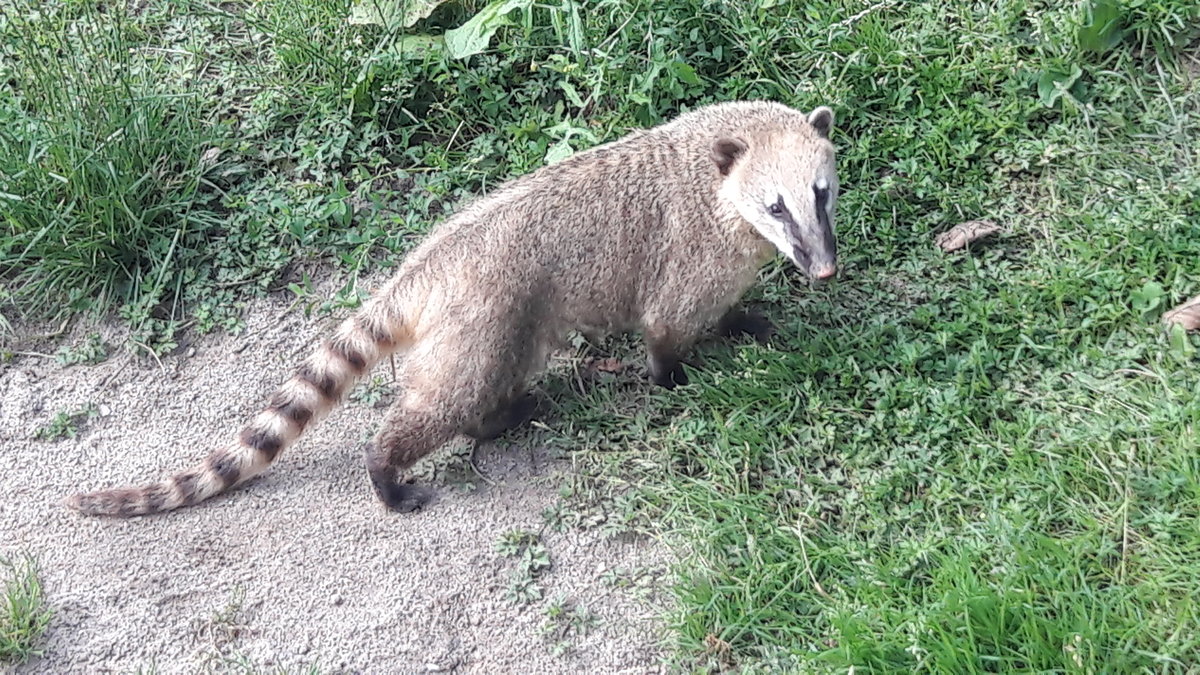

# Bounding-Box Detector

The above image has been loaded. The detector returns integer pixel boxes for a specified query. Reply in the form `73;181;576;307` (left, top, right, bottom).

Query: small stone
1164;295;1200;331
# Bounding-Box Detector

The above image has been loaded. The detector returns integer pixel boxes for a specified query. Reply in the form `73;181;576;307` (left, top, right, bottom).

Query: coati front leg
465;391;541;441
717;307;775;343
645;325;694;389
646;304;767;388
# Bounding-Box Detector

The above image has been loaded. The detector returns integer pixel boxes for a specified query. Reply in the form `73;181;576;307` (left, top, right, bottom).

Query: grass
3;0;1199;671
0;555;52;664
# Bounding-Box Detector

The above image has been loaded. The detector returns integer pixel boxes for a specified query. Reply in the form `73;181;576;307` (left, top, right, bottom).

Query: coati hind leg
366;320;540;512
365;391;458;513
368;388;540;512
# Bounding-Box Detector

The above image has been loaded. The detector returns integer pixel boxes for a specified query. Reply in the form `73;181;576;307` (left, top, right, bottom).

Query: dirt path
1;274;670;674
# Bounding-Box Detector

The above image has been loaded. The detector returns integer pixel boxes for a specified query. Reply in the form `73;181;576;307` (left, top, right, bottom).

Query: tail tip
63;491;126;517
63;492;94;515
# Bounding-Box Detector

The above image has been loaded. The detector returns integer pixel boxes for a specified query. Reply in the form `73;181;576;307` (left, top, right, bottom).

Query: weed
196;653;324;675
54;333;109;367
540;596;598;657
193;588;249;648
495;530;552;604
191;587;286;673
348;375;394;408
601;565;668;604
34;404;99;441
0;555;53;664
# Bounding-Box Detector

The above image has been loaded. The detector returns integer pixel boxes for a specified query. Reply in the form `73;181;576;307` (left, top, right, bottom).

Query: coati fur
67;100;840;517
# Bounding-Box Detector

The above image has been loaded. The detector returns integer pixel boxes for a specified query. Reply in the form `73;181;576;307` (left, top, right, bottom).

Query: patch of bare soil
0;272;670;674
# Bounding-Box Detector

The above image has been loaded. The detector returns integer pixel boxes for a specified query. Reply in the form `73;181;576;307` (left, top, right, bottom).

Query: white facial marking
721;179;794;264
762;183;804;264
776;184;800;220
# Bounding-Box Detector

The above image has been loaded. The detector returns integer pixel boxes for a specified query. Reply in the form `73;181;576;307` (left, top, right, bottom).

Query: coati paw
377;482;437;514
719;309;775;344
503;392;543;430
650;361;689;389
367;458;436;513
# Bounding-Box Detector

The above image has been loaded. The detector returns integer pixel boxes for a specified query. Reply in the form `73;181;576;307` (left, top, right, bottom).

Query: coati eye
767;196;788;218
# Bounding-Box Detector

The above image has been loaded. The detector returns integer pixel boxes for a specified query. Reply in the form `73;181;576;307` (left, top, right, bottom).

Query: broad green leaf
443;0;532;59
1078;0;1125;54
543;120;599;163
564;0;584;55
348;0;451;28
1036;64;1082;107
669;60;701;86
1130;281;1166;314
559;80;585;109
544;138;575;164
1167;323;1197;362
389;33;444;60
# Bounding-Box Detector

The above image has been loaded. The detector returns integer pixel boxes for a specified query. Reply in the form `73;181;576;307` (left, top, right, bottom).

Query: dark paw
504;392;542;430
378;481;437;514
650;361;689;389
368;460;436;513
719;309;775;344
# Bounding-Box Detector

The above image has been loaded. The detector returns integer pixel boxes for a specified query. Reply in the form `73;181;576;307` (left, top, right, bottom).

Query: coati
67;100;840;517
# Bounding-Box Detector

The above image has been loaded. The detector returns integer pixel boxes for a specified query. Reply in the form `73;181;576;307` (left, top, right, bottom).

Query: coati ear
711;137;748;176
807;106;834;139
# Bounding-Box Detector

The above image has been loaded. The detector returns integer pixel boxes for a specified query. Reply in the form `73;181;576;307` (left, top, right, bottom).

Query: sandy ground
0;274;671;674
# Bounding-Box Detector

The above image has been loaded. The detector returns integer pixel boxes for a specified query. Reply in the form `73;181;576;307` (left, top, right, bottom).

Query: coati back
67;100;840;517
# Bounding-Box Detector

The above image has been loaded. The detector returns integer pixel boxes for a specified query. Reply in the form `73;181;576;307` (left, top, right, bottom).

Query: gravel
1;274;670;674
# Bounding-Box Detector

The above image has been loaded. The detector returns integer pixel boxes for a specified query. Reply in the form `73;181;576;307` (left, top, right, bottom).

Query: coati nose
811;262;837;280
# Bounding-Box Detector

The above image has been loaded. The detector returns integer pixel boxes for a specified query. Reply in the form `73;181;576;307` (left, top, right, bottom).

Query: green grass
0;556;52;664
3;0;1199;671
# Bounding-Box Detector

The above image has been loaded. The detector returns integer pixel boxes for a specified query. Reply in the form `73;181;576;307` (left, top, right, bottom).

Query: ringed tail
65;285;412;517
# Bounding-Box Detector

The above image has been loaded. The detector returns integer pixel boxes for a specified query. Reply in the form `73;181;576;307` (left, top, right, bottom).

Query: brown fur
67;100;839;517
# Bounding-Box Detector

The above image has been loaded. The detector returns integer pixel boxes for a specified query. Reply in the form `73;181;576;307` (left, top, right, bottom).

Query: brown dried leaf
935;219;1003;252
585;357;626;374
703;633;732;660
1163;295;1200;331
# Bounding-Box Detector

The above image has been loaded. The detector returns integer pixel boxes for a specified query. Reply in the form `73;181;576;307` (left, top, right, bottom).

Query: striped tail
66;289;410;517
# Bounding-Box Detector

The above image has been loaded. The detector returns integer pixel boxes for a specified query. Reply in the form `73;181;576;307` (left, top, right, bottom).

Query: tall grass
0;555;51;664
0;1;222;327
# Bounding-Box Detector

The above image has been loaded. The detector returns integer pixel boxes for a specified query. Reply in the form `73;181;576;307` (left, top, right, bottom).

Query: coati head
713;106;839;280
